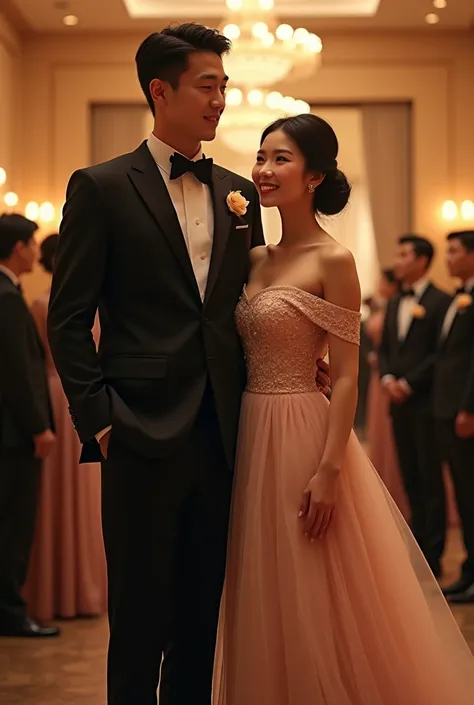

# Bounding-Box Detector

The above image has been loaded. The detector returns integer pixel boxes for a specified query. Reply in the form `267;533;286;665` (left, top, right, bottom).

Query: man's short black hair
398;234;435;267
0;213;38;260
135;23;231;115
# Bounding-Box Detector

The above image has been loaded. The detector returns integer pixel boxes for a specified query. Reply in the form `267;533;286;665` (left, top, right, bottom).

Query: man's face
152;52;228;146
17;236;38;274
394;242;426;282
445;237;474;279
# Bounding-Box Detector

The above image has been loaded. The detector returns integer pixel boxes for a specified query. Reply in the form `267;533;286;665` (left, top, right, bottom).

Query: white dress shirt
440;276;474;341
96;135;214;444
146;132;214;301
397;276;430;341
0;264;19;287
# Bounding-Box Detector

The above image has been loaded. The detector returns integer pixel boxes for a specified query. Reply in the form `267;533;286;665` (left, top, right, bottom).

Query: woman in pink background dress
23;234;107;621
365;269;410;519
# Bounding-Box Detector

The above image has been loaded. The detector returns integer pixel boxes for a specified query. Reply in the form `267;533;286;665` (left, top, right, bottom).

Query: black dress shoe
442;576;474;597
0;617;60;637
446;581;474;604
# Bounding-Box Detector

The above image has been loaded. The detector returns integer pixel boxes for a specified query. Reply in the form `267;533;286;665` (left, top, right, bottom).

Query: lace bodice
236;285;361;394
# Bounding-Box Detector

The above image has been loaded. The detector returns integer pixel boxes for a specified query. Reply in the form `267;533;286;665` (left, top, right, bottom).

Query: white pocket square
235;224;249;230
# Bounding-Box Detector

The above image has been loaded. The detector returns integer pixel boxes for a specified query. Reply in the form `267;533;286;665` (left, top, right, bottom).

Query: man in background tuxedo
0;214;58;637
379;235;450;576
434;230;474;602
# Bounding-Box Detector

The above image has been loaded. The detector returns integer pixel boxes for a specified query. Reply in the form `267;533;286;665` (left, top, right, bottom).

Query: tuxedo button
202;316;209;324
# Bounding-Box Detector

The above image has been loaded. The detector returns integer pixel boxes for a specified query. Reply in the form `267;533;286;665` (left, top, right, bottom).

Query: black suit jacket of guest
379;283;451;405
0;272;53;448
47;141;265;467
433;294;474;419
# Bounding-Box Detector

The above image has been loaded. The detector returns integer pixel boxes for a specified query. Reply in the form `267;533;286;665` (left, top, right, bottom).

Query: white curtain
90;104;147;165
361;104;412;267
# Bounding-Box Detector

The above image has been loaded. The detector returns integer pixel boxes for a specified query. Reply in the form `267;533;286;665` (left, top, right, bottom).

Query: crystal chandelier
219;87;310;153
220;0;322;88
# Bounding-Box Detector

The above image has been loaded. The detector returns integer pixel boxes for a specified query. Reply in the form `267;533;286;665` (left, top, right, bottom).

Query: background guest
435;230;474;602
23;234;107;622
365;268;409;519
379;235;451;577
0;214;59;637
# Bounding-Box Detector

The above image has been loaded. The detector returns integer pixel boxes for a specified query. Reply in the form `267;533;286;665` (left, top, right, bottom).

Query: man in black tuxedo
48;24;329;705
434;230;474;602
0;214;58;638
379;235;450;576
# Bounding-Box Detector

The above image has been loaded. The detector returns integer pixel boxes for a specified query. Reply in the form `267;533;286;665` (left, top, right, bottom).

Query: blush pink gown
213;286;474;705
23;290;107;621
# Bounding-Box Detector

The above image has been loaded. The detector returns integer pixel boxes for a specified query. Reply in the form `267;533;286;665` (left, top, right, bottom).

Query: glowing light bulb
226;88;243;106
425;13;440;24
25;201;40;220
276;24;293;41
294;28;309;43
252;22;268;38
4;191;18;208
306;33;323;53
441;200;457;220
0;167;6;185
461;200;474;220
226;0;242;8
261;33;275;47
223;24;240;40
247;89;264;106
39;201;55;222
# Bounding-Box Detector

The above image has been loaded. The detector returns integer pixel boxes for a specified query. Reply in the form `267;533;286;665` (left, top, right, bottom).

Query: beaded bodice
236;286;361;394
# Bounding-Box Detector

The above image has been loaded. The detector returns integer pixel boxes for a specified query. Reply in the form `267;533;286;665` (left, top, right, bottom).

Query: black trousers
101;387;233;705
391;402;446;571
0;447;41;626
436;418;474;579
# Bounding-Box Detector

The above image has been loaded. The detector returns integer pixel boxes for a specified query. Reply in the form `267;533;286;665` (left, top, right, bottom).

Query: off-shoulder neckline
242;284;361;317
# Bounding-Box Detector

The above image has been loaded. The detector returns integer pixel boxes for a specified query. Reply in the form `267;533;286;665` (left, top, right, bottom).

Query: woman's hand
299;466;340;540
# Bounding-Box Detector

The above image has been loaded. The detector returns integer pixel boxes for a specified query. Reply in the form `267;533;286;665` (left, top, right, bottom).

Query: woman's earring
308;184;315;193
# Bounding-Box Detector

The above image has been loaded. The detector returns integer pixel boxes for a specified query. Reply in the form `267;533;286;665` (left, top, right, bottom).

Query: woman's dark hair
260;113;351;216
39;233;59;274
0;213;38;260
136;23;231;115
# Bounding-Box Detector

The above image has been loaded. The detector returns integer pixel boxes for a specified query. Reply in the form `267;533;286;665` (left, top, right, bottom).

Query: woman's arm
300;247;361;541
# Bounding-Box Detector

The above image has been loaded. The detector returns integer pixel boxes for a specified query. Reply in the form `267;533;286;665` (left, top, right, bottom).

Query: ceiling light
425;13;440;24
25;202;40;221
433;0;447;8
63;15;79;26
441;200;457;221
461;200;474;220
4;192;19;208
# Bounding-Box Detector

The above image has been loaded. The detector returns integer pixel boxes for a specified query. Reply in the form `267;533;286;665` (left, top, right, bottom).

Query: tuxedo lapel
204;166;232;305
127;142;201;300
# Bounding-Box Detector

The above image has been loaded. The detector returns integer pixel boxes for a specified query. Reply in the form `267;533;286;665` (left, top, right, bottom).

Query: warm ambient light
461;200;474;220
25;201;40;221
425;13;440;24
39;202;55;222
63;15;79;26
0;167;6;186
4;192;18;208
442;200;458;221
433;0;447;8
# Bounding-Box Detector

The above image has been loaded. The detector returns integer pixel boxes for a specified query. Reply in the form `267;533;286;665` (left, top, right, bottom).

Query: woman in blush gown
213;115;474;705
364;269;410;519
23;234;107;622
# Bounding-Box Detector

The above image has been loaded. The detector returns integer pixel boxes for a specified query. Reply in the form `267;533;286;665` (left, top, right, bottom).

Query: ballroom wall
0;10;21;192
12;28;474;300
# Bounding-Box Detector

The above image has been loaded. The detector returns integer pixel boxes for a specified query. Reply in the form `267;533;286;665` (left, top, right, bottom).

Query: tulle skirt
213;391;474;705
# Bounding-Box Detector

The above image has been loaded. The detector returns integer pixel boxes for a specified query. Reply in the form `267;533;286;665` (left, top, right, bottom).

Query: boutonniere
226;190;249;217
412;304;426;319
456;292;473;310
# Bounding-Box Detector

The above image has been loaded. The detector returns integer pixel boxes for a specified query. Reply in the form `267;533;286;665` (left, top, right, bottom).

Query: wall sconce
25;201;40;220
4;191;19;208
460;200;474;220
39;202;55;222
441;200;458;220
0;167;6;186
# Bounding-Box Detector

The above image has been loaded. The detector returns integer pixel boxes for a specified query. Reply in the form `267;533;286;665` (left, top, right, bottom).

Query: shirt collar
146;133;203;176
0;264;19;286
402;276;429;299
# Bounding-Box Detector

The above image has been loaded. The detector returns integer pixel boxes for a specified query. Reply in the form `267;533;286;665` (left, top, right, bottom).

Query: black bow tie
400;288;415;298
455;286;472;296
169;152;213;185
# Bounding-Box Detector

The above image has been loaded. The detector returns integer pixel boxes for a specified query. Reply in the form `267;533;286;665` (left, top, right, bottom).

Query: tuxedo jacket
433;294;474;420
379;283;451;404
0;272;52;449
47;142;265;467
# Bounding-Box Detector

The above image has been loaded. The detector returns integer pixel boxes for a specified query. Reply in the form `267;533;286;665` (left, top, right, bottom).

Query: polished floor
1;529;473;704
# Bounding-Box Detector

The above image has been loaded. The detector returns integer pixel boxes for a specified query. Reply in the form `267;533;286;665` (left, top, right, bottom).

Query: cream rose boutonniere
412;304;426;319
226;190;249;217
456;292;473;310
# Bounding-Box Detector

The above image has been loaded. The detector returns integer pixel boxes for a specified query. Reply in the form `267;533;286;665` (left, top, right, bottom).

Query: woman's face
251;128;321;209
